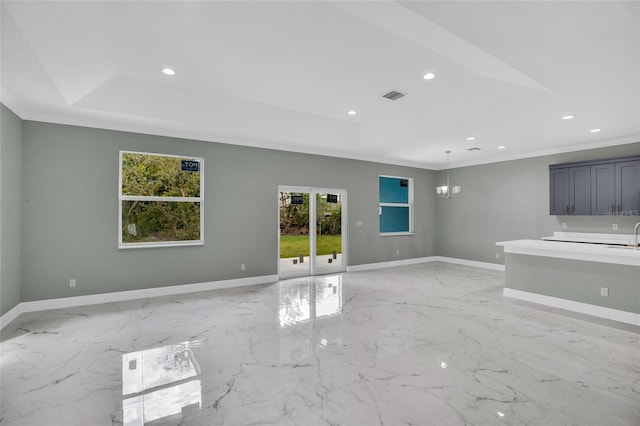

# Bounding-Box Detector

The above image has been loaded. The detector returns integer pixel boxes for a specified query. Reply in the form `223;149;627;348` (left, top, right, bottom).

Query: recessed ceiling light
466;137;476;141
497;145;506;149
423;72;436;80
162;68;175;76
562;115;575;120
590;128;601;133
347;110;357;116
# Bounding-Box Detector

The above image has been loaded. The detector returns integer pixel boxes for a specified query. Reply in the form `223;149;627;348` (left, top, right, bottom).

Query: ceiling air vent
466;147;481;151
382;90;407;101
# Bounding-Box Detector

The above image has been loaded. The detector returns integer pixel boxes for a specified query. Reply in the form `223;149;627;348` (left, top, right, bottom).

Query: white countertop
497;239;640;267
542;231;637;245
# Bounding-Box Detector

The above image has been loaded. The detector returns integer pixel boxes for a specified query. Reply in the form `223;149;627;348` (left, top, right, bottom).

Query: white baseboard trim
503;288;640;327
430;256;505;271
0;304;25;330
346;256;505;272
346;257;435;272
1;256;505;330
0;274;278;331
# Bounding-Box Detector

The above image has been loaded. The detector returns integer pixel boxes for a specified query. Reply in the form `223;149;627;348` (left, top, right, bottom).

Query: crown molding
434;134;640;170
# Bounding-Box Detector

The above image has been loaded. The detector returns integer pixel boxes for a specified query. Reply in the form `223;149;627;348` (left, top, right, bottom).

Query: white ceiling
1;1;639;169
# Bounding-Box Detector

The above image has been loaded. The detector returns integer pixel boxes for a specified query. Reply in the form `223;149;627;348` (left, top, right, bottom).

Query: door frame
277;186;348;279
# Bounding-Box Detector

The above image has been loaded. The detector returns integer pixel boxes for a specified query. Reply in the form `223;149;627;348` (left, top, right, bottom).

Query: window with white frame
379;175;413;235
119;151;204;248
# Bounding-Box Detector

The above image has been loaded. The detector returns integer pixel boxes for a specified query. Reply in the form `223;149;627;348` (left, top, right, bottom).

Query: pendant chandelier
436;150;461;198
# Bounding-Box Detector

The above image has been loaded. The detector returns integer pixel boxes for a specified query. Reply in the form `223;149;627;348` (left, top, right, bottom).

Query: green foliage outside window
278;192;342;257
122;153;200;197
120;152;203;246
278;193;342;236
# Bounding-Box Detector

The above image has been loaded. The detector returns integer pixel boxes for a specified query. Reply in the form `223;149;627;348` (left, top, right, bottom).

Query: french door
278;186;347;279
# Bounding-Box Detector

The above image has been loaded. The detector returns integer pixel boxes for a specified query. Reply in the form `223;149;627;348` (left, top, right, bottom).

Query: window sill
379;232;415;237
119;241;204;249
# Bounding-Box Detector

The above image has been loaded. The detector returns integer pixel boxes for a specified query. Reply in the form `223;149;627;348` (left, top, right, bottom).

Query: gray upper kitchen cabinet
569;166;591;215
550;168;569;215
591;163;615;215
615;160;640;215
549;165;591;215
551;156;640;216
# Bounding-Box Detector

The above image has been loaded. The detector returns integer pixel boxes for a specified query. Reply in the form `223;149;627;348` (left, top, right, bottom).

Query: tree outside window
119;151;204;248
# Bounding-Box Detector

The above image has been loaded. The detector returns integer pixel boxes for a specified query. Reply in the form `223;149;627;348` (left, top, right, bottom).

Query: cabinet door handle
571;205;575;213
618;204;621;213
612;204;615;213
566;205;569;214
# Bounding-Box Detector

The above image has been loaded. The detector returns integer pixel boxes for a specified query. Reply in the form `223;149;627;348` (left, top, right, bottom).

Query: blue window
379;176;413;234
379;176;409;203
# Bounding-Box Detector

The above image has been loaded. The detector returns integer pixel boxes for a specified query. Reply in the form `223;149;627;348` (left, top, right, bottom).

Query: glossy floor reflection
1;263;639;425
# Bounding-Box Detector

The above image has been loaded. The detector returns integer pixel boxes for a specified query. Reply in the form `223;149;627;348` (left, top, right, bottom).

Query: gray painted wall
21;121;436;302
1;104;22;316
436;143;640;264
4;105;639;309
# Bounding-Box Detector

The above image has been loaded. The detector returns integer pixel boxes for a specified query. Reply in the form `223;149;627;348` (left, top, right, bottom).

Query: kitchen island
497;235;640;326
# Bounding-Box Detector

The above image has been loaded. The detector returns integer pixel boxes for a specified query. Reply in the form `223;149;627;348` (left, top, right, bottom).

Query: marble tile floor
1;262;638;426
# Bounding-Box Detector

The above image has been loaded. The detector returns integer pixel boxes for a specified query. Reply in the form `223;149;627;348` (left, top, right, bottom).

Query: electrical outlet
356;220;363;226
69;279;76;288
496;252;500;259
612;224;618;230
600;287;609;297
240;264;246;271
562;222;567;229
396;250;400;256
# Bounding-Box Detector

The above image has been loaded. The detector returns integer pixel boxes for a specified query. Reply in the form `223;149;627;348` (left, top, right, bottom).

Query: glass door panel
314;192;343;275
279;187;346;279
279;191;311;279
